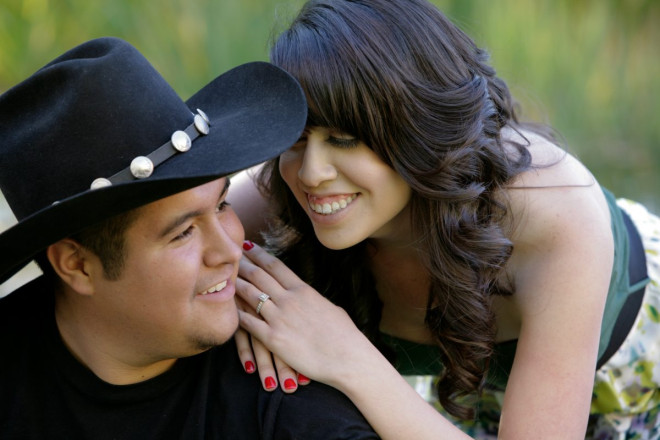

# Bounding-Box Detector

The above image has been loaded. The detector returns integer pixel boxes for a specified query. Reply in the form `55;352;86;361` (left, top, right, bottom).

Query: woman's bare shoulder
499;129;614;307
502;127;595;189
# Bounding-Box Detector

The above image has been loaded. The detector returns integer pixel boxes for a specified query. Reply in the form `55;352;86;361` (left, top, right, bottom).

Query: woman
231;0;660;438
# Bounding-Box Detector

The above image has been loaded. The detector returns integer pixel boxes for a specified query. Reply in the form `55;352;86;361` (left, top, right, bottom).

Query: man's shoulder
205;342;377;439
261;380;379;439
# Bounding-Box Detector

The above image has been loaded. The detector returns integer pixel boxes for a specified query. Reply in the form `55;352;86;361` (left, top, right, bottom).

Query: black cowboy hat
0;37;306;285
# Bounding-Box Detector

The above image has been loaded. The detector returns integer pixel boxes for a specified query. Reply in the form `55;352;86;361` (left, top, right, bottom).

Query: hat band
89;108;211;190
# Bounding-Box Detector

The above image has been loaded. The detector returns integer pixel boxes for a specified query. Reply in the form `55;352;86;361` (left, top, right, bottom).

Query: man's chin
187;330;235;354
186;310;239;353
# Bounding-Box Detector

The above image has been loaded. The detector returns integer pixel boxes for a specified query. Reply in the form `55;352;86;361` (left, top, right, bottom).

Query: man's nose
203;220;243;268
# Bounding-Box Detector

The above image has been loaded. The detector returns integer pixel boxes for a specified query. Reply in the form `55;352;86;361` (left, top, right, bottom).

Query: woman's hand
236;241;378;389
234;316;311;393
237;242;471;440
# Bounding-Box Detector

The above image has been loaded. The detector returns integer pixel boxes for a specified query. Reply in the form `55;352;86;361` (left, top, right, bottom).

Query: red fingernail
244;361;255;374
265;376;277;390
243;240;255;251
297;374;311;384
284;378;297;390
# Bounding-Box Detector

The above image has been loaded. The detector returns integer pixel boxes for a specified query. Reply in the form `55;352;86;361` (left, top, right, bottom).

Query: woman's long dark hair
260;0;554;420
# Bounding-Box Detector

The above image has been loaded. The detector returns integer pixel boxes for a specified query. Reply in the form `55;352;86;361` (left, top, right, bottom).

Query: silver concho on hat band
88;108;211;190
90;178;112;190
194;114;209;136
171;130;191;153
196;108;210;124
130;156;154;179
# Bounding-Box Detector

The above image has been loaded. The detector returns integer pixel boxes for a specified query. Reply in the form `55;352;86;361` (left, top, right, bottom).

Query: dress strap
596;208;648;369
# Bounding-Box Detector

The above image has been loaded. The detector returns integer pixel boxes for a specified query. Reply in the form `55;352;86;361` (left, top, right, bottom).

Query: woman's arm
238;243;470;440
496;179;613;438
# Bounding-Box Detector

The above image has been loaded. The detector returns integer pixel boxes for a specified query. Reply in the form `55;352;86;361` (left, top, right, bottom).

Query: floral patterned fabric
586;199;660;439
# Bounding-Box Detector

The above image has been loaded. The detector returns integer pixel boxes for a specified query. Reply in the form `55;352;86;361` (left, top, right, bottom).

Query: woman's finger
273;353;301;393
236;277;275;318
238;254;280;295
238;307;270;340
238;307;312;390
237;310;305;393
297;372;312;386
241;241;303;290
234;328;256;374
250;334;279;392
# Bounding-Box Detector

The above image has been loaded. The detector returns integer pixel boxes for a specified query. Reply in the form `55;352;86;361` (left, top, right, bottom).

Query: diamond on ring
255;293;270;315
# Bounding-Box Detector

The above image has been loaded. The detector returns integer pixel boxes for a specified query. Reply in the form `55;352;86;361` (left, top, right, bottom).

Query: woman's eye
327;135;358;149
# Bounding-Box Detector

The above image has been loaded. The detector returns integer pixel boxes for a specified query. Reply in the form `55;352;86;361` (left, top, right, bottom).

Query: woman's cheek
278;150;301;185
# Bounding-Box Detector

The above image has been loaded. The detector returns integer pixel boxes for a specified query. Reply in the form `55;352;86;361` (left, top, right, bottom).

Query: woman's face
279;126;412;249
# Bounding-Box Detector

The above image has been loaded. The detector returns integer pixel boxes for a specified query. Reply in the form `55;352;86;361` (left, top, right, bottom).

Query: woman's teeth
309;194;356;215
201;280;227;295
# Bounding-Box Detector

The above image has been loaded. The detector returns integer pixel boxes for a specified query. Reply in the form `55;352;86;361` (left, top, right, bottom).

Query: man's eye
216;201;230;213
173;226;194;241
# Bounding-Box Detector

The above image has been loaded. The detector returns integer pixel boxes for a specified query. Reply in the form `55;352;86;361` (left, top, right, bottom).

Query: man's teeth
309;195;356;215
201;280;227;295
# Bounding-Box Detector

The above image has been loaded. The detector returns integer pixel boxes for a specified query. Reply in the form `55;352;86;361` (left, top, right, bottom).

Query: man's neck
54;293;176;385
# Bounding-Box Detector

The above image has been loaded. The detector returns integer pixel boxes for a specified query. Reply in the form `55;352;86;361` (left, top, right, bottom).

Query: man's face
88;177;244;360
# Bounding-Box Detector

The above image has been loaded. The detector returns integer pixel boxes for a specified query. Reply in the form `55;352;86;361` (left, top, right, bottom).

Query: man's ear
47;239;97;296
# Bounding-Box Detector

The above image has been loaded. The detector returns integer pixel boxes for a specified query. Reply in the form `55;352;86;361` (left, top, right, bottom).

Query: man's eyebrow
157;179;230;239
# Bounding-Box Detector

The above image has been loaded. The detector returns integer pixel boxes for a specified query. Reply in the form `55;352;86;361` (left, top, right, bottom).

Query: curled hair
262;0;550;420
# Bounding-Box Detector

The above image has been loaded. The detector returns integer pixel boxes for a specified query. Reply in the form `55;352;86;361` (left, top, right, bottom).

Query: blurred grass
0;0;308;97
0;0;658;209
438;0;659;212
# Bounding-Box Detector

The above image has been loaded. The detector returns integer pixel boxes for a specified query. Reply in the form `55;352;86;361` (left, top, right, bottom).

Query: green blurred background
0;0;658;216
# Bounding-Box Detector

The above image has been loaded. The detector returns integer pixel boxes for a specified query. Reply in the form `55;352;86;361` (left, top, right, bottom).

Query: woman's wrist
325;336;398;396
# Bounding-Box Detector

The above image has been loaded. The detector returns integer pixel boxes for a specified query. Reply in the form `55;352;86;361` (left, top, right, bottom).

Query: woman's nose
297;137;337;187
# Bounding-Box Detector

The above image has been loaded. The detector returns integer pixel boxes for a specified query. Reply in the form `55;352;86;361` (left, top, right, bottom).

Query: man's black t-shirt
0;277;377;439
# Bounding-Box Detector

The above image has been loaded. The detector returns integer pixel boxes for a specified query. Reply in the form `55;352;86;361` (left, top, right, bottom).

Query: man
0;37;377;439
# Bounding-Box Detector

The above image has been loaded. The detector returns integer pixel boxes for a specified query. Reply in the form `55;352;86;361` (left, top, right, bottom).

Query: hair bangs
270;9;377;146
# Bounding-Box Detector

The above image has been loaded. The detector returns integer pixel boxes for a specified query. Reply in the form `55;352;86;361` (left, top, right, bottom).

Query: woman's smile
307;193;358;215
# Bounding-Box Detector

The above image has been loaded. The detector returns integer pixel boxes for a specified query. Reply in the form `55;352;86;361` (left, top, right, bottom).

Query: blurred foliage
0;0;658;211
